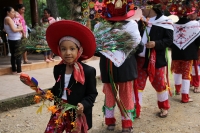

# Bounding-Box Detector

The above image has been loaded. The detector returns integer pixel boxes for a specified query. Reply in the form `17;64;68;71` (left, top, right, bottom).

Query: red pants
45;109;72;133
103;81;135;128
171;60;193;102
191;60;200;87
136;57;170;110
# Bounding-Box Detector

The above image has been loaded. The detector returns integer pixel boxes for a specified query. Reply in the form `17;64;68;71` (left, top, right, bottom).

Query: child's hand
76;103;84;115
17;25;23;31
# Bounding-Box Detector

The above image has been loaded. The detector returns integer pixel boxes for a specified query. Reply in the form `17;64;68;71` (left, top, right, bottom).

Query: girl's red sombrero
46;20;96;60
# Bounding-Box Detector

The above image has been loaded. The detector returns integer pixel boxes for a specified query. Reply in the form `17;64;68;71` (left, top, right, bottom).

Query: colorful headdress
101;0;137;21
134;0;165;9
190;1;200;16
167;0;200;17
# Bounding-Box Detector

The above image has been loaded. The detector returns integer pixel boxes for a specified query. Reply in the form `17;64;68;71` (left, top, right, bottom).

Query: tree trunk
46;0;59;19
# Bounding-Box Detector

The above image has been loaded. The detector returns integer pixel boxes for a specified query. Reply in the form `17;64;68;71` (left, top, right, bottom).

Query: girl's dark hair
152;8;163;16
3;6;13;13
44;8;52;16
3;6;13;17
16;4;25;10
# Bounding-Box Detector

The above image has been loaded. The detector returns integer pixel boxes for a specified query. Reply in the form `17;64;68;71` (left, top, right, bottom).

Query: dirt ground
0;80;200;133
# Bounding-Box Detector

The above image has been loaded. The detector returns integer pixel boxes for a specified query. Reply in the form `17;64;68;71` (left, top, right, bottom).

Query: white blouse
61;74;71;100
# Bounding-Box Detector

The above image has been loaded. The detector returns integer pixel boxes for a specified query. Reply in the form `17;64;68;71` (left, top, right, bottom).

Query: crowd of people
3;4;57;75
43;0;200;133
3;0;200;133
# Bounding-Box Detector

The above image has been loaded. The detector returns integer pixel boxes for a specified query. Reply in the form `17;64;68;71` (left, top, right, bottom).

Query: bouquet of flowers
19;73;88;133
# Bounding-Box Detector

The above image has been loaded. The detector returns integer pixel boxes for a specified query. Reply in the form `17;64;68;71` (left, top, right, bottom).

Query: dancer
169;0;200;102
95;0;141;132
134;0;174;118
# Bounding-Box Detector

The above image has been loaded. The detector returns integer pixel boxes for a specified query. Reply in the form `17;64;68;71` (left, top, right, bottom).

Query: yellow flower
55;118;62;124
48;105;57;114
45;90;54;100
71;122;75;127
34;95;41;103
62;112;67;117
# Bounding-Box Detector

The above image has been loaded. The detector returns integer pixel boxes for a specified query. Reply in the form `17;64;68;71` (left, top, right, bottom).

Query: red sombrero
46;20;96;60
101;0;136;21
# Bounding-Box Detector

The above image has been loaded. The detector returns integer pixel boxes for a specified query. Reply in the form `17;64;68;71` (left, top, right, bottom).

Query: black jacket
171;18;200;60
97;53;138;83
51;62;98;129
137;15;173;68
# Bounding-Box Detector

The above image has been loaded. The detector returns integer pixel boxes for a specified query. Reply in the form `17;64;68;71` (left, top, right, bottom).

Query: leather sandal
122;127;133;133
23;60;32;64
107;124;115;131
157;109;168;118
193;87;200;93
175;91;180;95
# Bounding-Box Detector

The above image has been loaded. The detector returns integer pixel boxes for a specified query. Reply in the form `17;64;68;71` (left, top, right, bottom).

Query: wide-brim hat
104;10;135;21
101;0;137;21
46;20;96;60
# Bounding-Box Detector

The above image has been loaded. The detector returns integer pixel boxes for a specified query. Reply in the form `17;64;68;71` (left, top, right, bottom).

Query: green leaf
36;105;44;114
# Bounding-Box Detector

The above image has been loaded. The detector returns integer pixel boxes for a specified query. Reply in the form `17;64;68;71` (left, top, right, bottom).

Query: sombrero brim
46;20;96;60
103;10;135;21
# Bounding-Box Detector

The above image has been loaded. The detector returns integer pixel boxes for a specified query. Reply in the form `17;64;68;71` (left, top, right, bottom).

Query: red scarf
148;49;156;83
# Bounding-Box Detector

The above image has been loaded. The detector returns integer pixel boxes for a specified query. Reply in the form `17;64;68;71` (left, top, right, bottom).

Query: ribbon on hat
58;36;85;85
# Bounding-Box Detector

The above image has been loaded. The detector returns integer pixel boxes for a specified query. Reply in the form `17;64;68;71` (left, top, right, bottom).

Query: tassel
56;75;61;82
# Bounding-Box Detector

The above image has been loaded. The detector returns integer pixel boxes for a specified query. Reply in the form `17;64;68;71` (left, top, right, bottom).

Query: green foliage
56;0;82;20
16;24;50;56
22;0;47;26
94;21;136;55
23;0;31;26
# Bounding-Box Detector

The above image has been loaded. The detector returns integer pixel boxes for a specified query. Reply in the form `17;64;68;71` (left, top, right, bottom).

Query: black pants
8;40;22;73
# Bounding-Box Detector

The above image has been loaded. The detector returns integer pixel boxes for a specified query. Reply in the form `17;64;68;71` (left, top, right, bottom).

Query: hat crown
167;0;200;17
102;0;135;19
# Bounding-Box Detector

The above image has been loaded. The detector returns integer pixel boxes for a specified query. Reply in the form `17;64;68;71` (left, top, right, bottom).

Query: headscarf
58;36;85;85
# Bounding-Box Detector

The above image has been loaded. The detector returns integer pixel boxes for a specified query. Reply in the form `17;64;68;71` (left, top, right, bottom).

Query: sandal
193;87;200;93
122;127;133;133
175;91;180;95
107;124;115;131
157;109;168;118
23;60;32;64
48;58;55;61
45;59;52;63
12;72;17;75
182;98;193;103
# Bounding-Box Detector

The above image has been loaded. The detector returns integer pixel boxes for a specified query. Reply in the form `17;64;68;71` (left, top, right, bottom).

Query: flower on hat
95;1;103;11
167;0;200;17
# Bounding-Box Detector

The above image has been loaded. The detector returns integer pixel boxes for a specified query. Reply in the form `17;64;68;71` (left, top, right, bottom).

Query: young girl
45;20;98;132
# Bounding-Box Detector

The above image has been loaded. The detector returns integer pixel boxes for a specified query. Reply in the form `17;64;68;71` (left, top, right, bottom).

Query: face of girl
7;8;15;19
142;9;150;18
59;40;79;64
18;7;25;14
188;13;197;20
44;10;50;18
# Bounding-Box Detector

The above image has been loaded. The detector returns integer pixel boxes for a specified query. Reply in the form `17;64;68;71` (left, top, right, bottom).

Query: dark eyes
60;47;76;51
